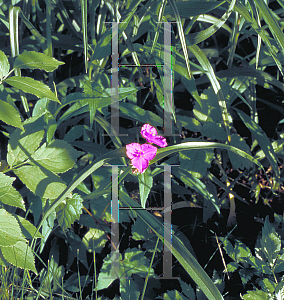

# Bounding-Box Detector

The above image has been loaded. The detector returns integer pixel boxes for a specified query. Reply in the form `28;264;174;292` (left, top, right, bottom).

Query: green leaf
260;216;281;267
228;134;254;170
189;44;231;141
254;0;284;61
179;148;214;177
96;249;154;290
0;173;25;210
131;217;154;241
138;168;153;209
5;76;60;103
57;86;141;124
31;139;81;173
66;230;89;269
0;209;26;246
7;129;45;167
226;262;238;272
119;191;224;300
82;228;108;254
201;122;227;141
242;289;270;300
179;279;196;299
120;277;141;300
0;50;10;80
259;278;276;294
57;193;83;231
14;51;64;72
119;102;163;126
12;215;43;239
235;108;280;180
13;165;67;199
0;100;24;130
239;268;256;285
164;0;223;17
173;168;219;213
1;241;37;274
163;290;187;300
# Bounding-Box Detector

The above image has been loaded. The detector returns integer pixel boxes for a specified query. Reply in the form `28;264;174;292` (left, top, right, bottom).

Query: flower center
136;150;144;157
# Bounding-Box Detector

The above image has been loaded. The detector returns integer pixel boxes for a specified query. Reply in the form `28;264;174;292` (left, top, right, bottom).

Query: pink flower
126;143;157;173
141;124;167;148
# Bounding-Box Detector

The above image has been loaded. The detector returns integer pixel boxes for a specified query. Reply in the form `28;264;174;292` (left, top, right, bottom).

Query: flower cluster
126;124;167;173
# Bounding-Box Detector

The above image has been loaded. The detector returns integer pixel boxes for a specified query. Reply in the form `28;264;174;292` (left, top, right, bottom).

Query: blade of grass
81;0;88;73
119;190;224;300
188;44;232;142
253;0;284;61
186;0;236;46
167;0;201;106
9;5;30;118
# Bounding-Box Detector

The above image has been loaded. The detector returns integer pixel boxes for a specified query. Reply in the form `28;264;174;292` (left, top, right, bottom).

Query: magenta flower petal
131;156;149;173
141;124;157;137
141;124;168;148
126;142;157;173
140;144;157;161
126;143;141;159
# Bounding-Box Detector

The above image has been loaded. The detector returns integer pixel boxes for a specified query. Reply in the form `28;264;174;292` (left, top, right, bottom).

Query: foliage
0;0;284;299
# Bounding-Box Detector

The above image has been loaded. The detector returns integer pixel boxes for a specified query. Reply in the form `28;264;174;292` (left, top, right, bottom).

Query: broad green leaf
201;122;227;141
12;215;43;239
82;228;108;254
221;238;252;263
5;76;60;103
228;134;254;170
1;241;37;274
96;249;154;290
14;51;64;72
242;289;270;300
119;102;163;126
56;193;83;232
0;50;10;80
244;256;271;274
193;85;225;124
178;115;202;132
32;97;49;117
13;165;67;199
0;173;25;210
138;167;153;209
239;268;256;285
120;277;141;300
179;279;196;300
0;209;26;246
259;278;276;294
235;108;280;180
31;139;81;173
7;129;45;167
131;217;154;241
260;216;281;267
0;100;24;130
179;148;214;177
